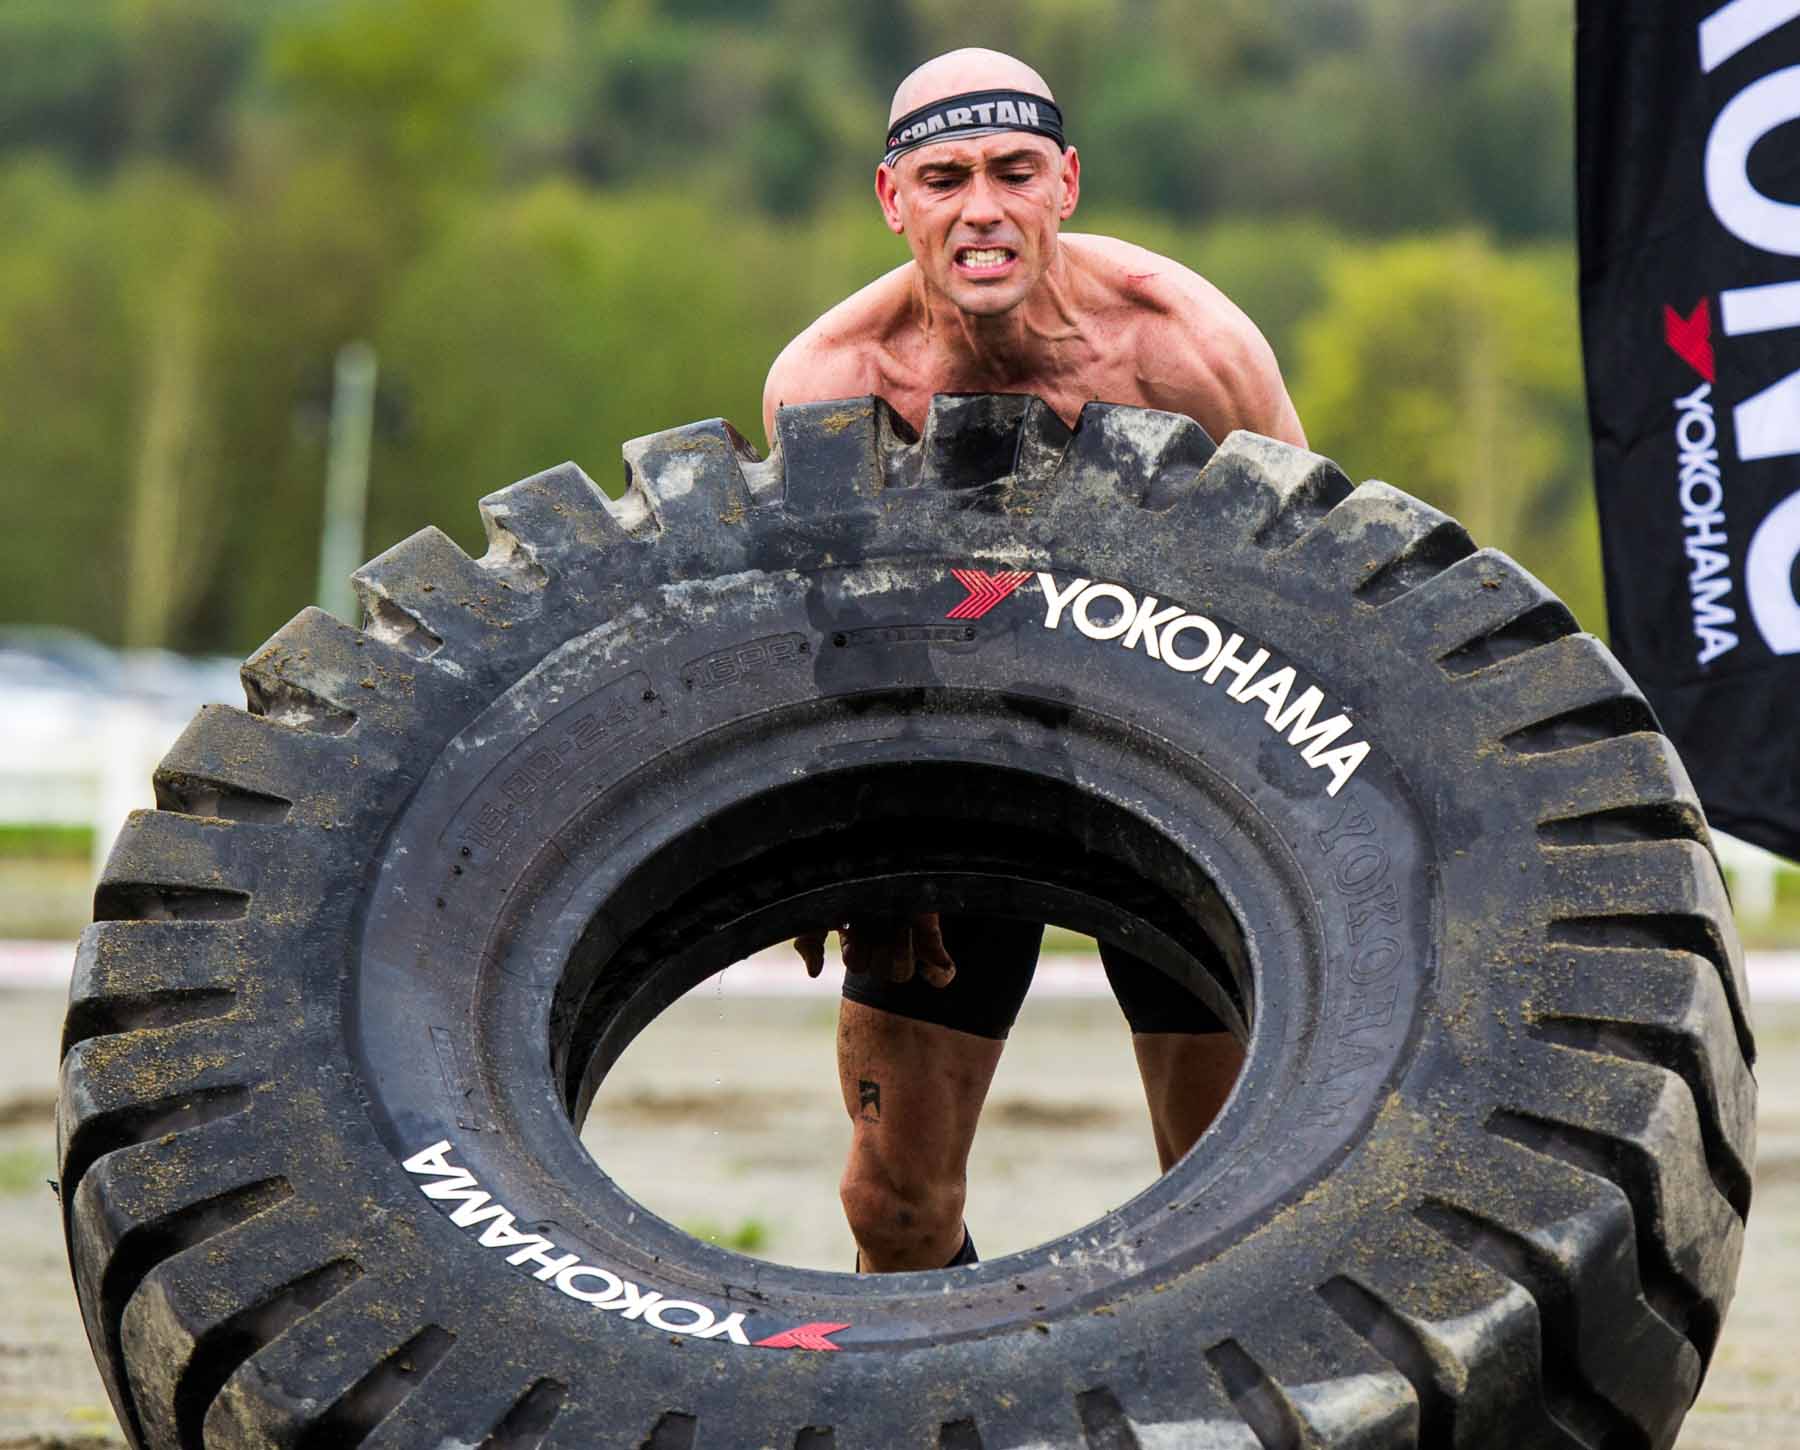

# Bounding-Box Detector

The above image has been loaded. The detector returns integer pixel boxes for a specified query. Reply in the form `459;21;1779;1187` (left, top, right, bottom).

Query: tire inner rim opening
551;759;1255;1140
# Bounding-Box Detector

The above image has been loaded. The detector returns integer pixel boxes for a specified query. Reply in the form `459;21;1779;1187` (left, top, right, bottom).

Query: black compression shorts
838;914;1230;1040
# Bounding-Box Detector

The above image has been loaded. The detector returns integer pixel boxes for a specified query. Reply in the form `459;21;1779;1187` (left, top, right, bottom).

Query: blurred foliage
681;1217;772;1252
0;824;92;860
0;0;1603;653
1294;234;1602;629
0;1145;56;1198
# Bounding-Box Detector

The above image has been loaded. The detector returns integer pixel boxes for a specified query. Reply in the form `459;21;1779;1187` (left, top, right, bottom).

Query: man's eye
1000;173;1031;185
927;178;959;191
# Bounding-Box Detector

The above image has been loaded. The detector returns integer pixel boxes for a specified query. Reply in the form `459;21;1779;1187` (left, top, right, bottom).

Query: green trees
0;162;222;643
0;0;1604;653
1292;235;1600;628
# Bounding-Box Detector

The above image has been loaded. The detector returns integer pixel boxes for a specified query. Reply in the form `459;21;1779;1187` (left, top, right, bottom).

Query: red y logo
754;1321;850;1351
946;569;1033;620
1664;298;1716;382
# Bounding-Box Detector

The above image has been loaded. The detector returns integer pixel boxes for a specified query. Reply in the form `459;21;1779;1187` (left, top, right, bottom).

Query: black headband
883;89;1066;168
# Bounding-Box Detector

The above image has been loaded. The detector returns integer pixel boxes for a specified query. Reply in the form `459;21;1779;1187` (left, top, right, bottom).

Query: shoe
853;1227;978;1272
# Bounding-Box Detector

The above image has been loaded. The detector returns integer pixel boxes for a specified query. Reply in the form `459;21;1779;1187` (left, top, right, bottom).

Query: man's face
877;133;1080;318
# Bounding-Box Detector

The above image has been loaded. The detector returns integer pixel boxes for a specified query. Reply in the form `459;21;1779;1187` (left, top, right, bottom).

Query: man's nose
960;174;1004;226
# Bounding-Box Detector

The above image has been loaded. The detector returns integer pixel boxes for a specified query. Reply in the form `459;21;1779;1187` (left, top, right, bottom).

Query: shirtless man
762;48;1308;1274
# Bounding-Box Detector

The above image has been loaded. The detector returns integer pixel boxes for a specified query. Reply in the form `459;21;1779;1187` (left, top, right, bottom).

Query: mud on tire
59;394;1754;1449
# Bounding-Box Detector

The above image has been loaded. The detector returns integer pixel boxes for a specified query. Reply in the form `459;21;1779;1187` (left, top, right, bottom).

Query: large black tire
60;395;1754;1450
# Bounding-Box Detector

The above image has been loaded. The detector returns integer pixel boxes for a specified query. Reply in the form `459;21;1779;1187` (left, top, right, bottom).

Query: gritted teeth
957;246;1015;265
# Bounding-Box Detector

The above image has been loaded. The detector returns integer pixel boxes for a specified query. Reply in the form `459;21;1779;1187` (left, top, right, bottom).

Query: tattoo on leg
858;1078;882;1122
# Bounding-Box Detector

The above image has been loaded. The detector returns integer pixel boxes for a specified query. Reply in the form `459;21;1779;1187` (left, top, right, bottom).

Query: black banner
1577;0;1800;860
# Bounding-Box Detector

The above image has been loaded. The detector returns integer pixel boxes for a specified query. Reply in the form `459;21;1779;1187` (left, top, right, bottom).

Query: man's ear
1058;146;1081;220
875;164;906;235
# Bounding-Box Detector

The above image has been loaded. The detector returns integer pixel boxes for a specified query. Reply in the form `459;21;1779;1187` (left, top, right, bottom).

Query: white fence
3;690;217;877
1713;831;1789;919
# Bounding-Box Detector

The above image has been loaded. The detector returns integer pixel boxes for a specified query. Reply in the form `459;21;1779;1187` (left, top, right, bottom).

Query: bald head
889;48;1054;125
872;46;1079;321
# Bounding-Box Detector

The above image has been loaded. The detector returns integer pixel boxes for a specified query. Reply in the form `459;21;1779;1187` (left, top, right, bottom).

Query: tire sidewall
347;532;1449;1374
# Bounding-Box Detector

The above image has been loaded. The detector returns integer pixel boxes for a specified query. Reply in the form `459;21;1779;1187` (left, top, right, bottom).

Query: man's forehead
901;132;1062;172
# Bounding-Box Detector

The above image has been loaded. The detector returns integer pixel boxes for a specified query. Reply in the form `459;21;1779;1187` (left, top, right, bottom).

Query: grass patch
0;856;93;938
0;823;93;860
59;1406;121;1432
681;1217;770;1253
1040;925;1096;956
0;1144;55;1196
1731;886;1800;952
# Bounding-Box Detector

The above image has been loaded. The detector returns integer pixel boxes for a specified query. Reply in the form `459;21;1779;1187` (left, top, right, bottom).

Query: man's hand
793;913;956;987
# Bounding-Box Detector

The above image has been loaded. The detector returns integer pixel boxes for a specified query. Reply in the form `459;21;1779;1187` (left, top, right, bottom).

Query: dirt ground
2;982;1795;1446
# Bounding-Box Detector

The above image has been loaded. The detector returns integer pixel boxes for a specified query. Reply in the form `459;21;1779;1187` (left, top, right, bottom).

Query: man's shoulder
766;266;913;398
765;329;867;402
1064;234;1304;446
1064;234;1250;335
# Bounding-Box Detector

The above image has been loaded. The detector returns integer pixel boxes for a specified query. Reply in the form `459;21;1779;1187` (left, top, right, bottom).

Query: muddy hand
910;912;956;987
793;929;830;978
839;913;956;986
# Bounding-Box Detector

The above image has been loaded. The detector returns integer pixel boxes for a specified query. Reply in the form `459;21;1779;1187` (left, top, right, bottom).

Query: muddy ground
2;984;1795;1446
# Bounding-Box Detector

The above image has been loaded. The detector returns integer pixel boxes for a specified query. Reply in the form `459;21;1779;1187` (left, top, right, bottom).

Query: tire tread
153;704;356;827
168;1258;365;1450
641;1409;699;1449
60;1060;252;1211
938;1418;983;1449
1317;1277;1451;1446
478;460;633;573
1353;517;1476;606
473;1376;567;1450
1076;1386;1141;1450
69;1138;292;1450
1415;1200;1638;1450
1205;1339;1318;1450
1484;1104;1733;1365
1439;601;1579;677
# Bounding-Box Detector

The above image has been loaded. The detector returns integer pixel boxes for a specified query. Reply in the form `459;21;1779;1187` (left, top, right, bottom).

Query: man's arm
764;327;956;988
760;340;805;449
1194;316;1307;448
1135;267;1307;449
761;330;871;452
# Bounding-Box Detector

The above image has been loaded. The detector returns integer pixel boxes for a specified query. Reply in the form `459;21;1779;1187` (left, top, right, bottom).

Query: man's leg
1129;1031;1246;1172
836;1003;1003;1271
1101;945;1247;1172
834;915;1042;1271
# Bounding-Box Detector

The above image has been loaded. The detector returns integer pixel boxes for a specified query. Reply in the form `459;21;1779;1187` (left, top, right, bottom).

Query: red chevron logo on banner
754;1321;851;1351
946;569;1034;620
1664;298;1716;382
